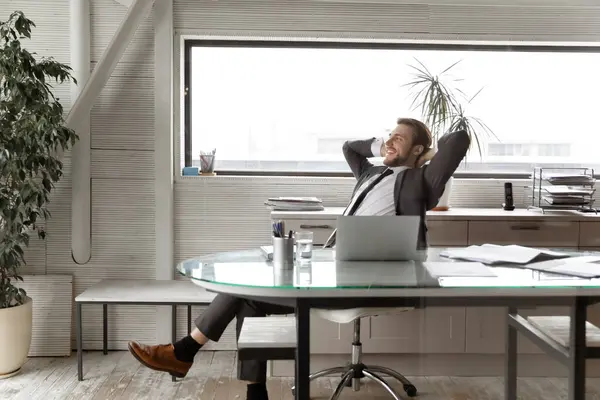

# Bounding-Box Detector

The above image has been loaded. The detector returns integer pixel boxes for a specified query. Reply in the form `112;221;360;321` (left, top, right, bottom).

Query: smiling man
323;118;471;249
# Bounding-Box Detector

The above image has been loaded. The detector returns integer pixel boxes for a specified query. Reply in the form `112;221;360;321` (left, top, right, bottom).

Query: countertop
271;207;600;221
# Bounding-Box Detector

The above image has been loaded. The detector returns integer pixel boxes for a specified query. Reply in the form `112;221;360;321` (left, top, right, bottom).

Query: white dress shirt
348;137;408;216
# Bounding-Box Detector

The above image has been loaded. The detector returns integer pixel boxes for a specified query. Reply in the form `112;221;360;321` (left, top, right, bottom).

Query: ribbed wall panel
91;149;155;179
17;275;73;357
174;0;600;42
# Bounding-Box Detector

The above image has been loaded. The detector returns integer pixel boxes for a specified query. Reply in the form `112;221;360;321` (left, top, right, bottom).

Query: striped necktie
323;168;393;248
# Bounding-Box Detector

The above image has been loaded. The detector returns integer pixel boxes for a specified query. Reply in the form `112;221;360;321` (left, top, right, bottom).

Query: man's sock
247;383;268;400
172;335;202;362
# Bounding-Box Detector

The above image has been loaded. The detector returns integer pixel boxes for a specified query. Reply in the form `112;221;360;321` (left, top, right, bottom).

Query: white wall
1;0;598;351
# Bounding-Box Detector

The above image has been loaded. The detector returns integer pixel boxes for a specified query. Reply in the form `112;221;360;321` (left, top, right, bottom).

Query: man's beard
383;154;408;167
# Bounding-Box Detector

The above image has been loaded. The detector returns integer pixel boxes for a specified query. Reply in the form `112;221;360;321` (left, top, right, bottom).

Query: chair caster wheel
404;384;418;397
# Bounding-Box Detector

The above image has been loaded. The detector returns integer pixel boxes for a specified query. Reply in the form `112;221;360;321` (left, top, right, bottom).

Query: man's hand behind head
416;148;436;168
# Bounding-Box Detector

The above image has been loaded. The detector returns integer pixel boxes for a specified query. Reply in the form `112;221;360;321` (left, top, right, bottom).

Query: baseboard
17;274;73;357
271;353;600;378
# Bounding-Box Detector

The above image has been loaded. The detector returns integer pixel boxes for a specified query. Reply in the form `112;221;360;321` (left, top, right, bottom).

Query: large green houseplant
404;58;497;210
0;11;78;377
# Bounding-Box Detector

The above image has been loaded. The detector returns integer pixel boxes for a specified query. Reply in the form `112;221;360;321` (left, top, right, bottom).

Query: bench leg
77;303;83;381
187;305;192;335
103;304;108;355
172;305;177;382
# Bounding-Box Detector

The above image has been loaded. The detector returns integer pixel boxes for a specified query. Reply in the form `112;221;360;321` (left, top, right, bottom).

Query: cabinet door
362;308;466;353
309;313;364;354
465;306;570;354
579;223;600;248
468;220;579;248
427;220;468;246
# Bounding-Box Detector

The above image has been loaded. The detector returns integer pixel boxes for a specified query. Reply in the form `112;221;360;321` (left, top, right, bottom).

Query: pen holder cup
272;236;294;266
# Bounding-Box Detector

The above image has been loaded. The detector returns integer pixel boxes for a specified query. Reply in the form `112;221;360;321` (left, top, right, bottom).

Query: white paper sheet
440;244;570;265
423;262;497;278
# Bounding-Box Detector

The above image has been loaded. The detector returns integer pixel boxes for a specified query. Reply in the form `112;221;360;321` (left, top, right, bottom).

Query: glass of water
295;231;314;260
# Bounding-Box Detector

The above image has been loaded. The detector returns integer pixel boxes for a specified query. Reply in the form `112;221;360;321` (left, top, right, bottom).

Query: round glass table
176;247;600;400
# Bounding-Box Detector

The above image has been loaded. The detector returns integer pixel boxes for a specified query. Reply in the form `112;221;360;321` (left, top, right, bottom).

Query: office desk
177;247;600;400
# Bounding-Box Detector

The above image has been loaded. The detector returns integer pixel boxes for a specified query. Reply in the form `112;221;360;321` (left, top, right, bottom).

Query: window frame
182;38;600;179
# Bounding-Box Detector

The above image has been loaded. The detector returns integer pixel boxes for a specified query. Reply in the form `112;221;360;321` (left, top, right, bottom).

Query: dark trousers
195;293;294;382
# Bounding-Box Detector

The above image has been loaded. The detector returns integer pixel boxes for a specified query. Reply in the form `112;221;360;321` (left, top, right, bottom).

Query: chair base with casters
292;317;417;399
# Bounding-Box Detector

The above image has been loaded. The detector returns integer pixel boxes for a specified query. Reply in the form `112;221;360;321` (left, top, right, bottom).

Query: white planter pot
432;177;453;211
0;297;32;378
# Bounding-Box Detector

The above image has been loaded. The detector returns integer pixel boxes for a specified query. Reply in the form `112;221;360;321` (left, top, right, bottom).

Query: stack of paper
440;244;570;265
264;197;324;211
542;185;595;206
423;262;497;278
527;256;600;278
545;174;595;186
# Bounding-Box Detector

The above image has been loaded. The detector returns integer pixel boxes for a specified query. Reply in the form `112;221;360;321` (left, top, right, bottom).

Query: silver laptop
335;215;423;261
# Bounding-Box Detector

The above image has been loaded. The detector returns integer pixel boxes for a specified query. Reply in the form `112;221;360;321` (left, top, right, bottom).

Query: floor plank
3;351;600;399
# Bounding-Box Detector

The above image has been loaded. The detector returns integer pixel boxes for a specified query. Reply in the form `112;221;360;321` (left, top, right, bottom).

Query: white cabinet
427;220;468;246
363;308;466;353
468;220;580;248
465;307;569;354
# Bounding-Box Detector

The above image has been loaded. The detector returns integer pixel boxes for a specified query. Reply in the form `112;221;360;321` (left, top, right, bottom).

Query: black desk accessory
503;182;515;211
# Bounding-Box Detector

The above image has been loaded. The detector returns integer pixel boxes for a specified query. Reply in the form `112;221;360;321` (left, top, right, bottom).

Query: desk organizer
272;236;294;265
528;167;596;213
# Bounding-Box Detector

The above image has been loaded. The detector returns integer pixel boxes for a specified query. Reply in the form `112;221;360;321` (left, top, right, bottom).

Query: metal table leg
103;304;108;355
295;300;310;400
569;298;587;400
172;305;177;382
504;306;517;400
76;303;83;381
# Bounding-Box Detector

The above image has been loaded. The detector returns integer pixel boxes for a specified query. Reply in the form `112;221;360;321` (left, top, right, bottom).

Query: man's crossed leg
128;294;294;400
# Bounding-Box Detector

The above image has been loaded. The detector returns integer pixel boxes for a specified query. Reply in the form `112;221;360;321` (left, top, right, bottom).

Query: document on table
440;244;570;265
527;256;600;278
423;262;497;278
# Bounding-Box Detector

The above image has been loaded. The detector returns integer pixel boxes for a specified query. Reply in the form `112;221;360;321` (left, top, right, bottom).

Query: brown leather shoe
128;341;192;378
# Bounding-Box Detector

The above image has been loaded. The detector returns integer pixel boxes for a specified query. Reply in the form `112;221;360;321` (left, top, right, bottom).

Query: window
183;40;600;176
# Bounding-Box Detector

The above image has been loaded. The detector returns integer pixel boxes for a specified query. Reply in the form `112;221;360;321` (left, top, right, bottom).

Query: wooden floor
2;351;600;399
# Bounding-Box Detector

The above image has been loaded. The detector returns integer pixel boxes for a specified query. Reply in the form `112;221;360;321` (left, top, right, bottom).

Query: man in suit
127;118;470;400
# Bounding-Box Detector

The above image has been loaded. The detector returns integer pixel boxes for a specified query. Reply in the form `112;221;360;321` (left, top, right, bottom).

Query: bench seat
238;316;296;361
527;316;600;347
75;279;216;382
75;279;216;304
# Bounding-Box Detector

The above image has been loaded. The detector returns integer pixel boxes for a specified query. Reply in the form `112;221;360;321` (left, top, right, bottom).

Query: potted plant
0;11;78;378
404;58;497;210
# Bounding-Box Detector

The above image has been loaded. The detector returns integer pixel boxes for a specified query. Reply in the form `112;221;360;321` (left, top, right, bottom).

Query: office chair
292;307;417;399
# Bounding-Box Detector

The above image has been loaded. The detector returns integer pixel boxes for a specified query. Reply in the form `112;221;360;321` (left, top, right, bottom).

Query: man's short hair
396;118;432;150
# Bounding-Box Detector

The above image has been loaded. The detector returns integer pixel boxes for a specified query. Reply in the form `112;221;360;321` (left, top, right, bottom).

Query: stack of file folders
264;196;324;211
542;185;595;206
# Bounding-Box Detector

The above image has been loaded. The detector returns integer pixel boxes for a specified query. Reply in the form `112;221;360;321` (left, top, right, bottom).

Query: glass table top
176;248;600;290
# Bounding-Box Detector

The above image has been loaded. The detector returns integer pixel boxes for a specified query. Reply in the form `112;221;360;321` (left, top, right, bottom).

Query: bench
527;316;600;347
74;279;216;382
238;316;296;361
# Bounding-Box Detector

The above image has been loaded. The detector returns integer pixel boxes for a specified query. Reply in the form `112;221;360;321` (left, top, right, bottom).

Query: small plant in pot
0;11;78;378
404;59;497;210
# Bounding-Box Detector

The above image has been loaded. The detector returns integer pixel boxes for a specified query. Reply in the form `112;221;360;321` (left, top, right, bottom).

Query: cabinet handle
300;224;333;230
510;225;541;231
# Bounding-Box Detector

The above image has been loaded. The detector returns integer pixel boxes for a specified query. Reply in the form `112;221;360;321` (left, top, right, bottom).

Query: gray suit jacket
343;130;471;249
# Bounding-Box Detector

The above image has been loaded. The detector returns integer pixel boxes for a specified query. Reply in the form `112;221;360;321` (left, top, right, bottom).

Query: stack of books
264;197;324;211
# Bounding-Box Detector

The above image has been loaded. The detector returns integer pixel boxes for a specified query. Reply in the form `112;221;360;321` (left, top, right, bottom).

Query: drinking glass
295;231;314;260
